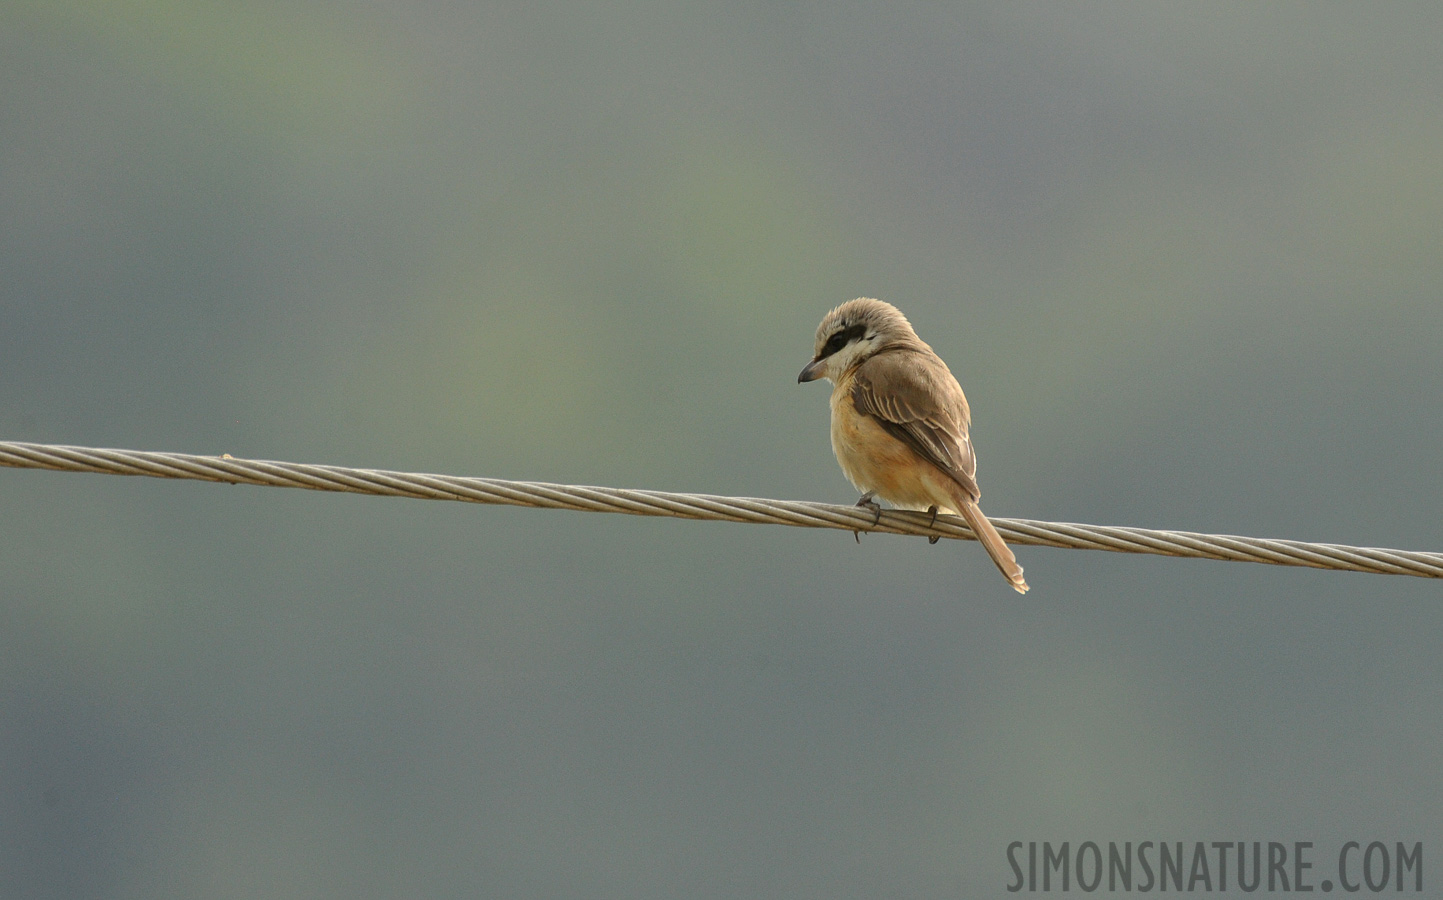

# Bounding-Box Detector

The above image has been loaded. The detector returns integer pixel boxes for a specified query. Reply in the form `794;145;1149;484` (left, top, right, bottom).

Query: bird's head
798;297;919;384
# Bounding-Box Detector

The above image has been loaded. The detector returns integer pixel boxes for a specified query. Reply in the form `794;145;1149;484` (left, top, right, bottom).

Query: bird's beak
798;358;825;383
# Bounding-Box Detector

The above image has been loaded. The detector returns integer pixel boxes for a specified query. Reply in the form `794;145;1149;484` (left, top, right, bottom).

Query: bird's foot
853;492;882;542
926;505;941;544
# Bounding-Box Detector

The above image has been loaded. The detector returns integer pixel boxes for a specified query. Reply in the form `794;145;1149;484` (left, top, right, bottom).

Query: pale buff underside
829;372;967;513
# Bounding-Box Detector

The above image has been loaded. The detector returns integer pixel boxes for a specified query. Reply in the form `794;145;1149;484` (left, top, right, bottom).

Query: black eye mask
821;323;867;358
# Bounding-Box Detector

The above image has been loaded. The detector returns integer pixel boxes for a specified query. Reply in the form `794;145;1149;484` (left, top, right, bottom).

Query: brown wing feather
850;349;981;502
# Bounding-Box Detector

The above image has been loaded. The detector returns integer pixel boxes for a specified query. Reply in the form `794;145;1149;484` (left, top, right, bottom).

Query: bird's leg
853;491;882;542
927;505;941;544
855;492;883;524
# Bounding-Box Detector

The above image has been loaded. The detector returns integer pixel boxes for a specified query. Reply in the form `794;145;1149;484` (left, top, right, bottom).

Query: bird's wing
850;349;981;502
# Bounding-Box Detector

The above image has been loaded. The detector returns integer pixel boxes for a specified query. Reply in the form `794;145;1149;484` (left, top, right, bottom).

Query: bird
798;298;1029;593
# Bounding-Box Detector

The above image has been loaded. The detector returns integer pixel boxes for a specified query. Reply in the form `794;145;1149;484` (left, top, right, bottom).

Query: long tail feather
957;500;1029;594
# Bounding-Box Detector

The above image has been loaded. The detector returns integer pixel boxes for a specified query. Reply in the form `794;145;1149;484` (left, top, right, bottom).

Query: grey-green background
3;3;1440;897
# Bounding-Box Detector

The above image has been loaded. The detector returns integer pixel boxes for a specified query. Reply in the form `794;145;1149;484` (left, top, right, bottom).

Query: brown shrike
799;298;1029;593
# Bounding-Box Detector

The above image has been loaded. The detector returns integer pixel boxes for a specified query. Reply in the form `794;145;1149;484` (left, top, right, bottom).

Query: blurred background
2;2;1441;897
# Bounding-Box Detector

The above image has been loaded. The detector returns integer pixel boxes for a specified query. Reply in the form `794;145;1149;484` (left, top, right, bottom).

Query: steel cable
1;440;1438;579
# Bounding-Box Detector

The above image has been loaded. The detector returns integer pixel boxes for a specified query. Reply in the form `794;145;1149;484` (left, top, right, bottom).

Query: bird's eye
821;323;867;358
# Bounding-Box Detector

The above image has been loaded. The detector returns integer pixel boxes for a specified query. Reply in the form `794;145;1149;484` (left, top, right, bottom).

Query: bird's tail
957;500;1029;594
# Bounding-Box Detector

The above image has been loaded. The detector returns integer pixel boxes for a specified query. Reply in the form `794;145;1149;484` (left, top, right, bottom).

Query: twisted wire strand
1;440;1439;579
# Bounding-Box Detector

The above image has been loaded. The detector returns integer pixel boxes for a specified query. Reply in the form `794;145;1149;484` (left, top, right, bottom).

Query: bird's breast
828;382;951;511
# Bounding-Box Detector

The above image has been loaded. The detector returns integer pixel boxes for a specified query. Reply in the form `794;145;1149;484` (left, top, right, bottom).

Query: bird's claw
853;492;882;542
927;505;941;544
